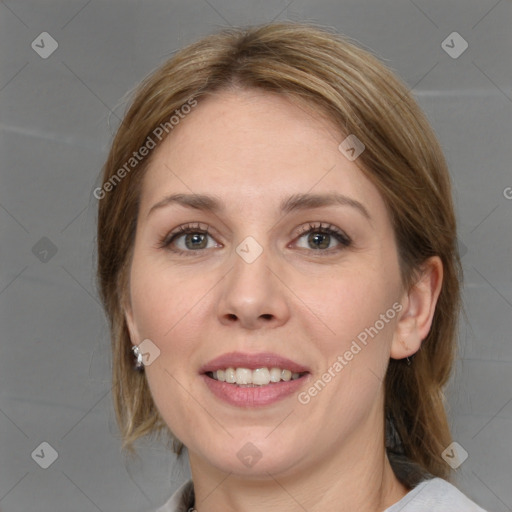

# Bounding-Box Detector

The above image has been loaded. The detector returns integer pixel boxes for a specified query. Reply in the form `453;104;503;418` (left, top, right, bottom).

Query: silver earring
406;356;412;366
132;345;144;371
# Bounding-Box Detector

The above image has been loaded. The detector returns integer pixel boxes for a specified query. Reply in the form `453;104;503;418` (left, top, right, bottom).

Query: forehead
139;89;387;219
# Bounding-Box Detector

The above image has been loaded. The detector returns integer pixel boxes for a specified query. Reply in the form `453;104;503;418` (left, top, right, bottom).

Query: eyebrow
147;192;371;220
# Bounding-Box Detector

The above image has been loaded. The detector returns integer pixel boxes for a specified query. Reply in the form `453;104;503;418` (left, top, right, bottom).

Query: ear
391;256;443;360
124;297;141;346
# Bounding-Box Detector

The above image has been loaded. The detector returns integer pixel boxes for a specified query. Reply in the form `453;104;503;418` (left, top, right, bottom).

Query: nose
216;246;291;330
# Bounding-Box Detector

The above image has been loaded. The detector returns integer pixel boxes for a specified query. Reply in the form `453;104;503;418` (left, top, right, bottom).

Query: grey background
0;1;511;511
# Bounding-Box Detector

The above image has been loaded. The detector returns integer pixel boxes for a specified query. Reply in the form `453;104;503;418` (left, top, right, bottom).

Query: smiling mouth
206;367;308;387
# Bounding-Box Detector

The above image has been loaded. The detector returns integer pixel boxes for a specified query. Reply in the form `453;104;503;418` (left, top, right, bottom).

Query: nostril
260;314;273;320
227;313;237;321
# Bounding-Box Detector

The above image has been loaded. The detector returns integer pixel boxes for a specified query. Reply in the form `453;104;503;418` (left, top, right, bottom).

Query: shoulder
151;477;488;512
385;477;488;512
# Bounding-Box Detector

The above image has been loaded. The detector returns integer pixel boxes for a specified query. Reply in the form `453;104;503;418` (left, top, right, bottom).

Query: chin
193;431;306;478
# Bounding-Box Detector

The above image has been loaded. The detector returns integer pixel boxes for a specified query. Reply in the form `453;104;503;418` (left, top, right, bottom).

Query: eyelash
157;222;352;255
295;222;352;250
157;223;212;251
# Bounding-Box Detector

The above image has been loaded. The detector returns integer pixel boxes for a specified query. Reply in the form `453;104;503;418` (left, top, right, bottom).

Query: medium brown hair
97;22;461;482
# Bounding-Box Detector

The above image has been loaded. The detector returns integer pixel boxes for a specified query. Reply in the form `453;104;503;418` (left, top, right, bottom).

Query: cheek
128;261;212;437
296;266;399;343
143;360;205;448
296;274;399;420
292;266;402;415
129;255;212;341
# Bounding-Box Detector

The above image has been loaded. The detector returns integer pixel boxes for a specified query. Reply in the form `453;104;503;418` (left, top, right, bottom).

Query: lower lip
201;374;308;407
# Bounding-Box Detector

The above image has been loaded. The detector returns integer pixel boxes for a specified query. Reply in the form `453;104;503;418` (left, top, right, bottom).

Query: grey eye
184;233;209;250
306;232;332;250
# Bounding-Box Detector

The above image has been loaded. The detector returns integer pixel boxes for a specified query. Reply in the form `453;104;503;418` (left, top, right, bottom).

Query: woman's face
125;89;407;478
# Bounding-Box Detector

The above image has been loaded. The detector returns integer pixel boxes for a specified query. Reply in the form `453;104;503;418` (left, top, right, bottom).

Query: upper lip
199;352;310;374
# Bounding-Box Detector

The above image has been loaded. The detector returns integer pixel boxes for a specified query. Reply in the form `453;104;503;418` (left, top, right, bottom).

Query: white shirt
154;477;488;511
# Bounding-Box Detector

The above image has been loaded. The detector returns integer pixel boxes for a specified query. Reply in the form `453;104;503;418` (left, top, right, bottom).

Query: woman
97;23;487;511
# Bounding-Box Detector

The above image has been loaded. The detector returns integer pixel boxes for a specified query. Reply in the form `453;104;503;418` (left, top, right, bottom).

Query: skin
125;89;442;512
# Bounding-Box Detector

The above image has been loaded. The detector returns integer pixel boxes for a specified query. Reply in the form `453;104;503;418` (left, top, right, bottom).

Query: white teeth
281;369;292;381
210;367;304;386
235;368;252;385
252;368;270;385
269;367;282;382
224;368;236;383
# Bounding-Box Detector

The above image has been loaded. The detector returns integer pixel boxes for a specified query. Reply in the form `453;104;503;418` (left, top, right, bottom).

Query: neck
188;419;408;512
